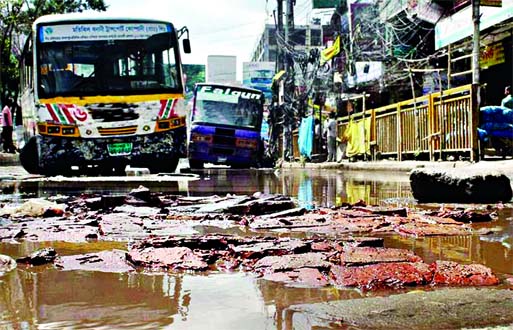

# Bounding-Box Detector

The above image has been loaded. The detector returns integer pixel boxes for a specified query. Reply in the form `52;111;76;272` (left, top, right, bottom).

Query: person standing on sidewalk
501;86;512;109
324;111;337;162
2;98;16;153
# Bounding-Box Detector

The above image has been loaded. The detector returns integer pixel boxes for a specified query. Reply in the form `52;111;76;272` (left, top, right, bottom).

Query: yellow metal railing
287;84;479;162
336;84;479;161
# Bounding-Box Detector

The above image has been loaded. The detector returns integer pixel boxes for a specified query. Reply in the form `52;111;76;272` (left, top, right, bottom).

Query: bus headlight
37;122;79;137
155;116;186;132
61;127;76;135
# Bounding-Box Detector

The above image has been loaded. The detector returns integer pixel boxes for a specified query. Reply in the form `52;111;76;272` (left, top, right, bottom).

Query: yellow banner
343;117;371;158
320;36;340;64
481;0;502;7
480;42;505;68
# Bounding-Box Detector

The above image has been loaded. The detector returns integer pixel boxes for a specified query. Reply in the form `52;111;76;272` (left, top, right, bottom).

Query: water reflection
0;270;176;329
12;168;412;209
387;209;513;276
275;169;412;208
0;268;279;330
188;168;413;208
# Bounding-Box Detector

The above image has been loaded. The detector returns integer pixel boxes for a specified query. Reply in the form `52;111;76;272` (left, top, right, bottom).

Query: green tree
183;64;205;96
0;0;107;104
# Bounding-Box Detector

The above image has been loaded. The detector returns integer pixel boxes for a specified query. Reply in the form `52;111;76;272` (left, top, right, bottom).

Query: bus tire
189;159;204;169
19;137;41;174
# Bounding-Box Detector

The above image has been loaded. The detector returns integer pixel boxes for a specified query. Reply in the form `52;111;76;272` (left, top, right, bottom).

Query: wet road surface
1;165;513;329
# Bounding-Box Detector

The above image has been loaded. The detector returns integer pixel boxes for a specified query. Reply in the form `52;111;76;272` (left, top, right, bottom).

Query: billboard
207;55;237;83
242;61;275;101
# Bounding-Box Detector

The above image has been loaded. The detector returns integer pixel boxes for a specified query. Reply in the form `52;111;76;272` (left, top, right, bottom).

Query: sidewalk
280;158;513;177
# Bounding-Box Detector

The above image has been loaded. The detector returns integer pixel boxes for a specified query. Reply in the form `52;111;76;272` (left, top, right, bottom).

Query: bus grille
98;126;138;136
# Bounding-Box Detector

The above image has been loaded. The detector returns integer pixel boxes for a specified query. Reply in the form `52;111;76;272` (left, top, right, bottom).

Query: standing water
1;168;512;329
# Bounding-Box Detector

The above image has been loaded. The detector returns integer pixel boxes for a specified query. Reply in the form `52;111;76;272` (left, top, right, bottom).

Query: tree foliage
0;0;107;103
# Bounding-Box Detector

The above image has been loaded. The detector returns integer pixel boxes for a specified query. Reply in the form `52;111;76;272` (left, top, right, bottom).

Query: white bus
19;13;191;175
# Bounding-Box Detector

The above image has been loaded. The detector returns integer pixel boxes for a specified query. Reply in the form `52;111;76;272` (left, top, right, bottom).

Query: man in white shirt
501;86;512;109
324;111;337;162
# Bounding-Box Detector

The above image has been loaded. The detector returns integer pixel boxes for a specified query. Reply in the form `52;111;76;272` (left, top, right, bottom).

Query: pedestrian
314;118;323;152
13;99;24;150
501;86;512;109
324;111;337;162
2;98;16;153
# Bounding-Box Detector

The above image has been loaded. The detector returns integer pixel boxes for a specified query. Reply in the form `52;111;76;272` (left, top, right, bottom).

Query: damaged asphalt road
2;186;513;329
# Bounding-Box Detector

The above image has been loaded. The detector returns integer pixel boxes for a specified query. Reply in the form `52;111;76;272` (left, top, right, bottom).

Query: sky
102;0;324;80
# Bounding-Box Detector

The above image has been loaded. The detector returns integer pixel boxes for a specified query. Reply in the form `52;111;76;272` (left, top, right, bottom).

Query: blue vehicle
188;83;264;169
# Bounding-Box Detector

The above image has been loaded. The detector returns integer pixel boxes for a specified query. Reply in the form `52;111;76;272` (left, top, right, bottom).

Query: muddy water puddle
1;168;513;329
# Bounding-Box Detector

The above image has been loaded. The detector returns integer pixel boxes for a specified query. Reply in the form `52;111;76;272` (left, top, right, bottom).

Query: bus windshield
192;85;263;130
37;21;182;98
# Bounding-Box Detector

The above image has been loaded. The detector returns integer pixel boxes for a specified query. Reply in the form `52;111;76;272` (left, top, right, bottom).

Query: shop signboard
480;42;505;68
242;61;275;101
435;0;513;49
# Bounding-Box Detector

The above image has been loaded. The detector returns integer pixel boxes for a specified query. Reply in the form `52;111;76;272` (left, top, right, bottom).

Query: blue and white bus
188;83;264;169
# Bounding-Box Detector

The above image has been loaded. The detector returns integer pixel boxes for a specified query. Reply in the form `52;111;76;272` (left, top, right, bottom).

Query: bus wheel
19;137;41;174
189;159;204;169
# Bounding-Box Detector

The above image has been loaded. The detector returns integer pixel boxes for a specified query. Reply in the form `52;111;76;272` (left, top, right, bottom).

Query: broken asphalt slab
0;191;486;243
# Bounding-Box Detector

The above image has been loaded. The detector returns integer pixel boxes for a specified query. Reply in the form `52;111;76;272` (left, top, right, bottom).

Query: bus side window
162;49;177;88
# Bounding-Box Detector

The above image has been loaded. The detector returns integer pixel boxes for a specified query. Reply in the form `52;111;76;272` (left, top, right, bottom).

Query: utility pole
277;0;284;71
285;0;294;41
471;0;481;162
472;0;480;87
284;0;294;72
281;0;295;162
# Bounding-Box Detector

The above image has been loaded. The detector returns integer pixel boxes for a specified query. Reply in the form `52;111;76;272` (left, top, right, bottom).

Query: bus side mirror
183;39;191;54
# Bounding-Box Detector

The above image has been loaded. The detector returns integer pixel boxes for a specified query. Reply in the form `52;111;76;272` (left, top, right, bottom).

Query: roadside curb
280;160;461;172
0;153;20;166
280;159;513;176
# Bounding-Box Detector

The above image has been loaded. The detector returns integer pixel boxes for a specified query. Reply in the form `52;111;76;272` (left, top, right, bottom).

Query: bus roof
33;12;174;26
196;83;263;94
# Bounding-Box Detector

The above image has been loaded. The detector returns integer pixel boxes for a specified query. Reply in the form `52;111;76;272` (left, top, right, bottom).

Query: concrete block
410;168;512;203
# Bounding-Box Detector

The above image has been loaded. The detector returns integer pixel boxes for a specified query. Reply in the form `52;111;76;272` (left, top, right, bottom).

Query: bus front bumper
38;127;187;168
188;142;257;166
